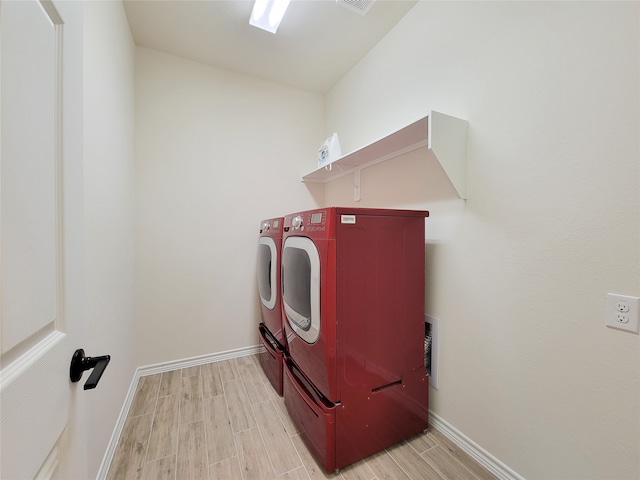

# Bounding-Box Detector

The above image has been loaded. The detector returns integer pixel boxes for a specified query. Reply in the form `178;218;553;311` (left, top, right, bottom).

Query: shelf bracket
353;168;361;202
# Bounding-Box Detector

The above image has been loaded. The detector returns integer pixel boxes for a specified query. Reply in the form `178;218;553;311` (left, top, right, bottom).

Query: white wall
83;1;136;476
325;2;639;479
134;48;324;366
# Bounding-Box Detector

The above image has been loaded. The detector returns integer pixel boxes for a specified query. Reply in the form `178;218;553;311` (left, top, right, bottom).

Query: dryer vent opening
424;315;439;388
336;0;375;16
424;322;432;376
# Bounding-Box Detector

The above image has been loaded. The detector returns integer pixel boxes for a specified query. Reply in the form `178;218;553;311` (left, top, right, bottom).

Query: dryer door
282;236;320;344
257;236;277;310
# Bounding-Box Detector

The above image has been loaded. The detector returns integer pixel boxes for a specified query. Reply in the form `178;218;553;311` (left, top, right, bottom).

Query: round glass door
282;236;320;344
257;237;277;310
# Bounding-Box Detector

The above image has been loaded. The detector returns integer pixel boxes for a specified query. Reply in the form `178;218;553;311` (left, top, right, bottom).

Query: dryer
281;207;430;472
257;216;286;395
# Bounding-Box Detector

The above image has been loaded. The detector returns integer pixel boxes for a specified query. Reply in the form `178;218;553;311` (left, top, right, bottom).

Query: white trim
136;344;262;377
0;330;65;386
95;345;262;480
258;236;277;310
282;236;321;344
34;445;59;480
429;411;525;480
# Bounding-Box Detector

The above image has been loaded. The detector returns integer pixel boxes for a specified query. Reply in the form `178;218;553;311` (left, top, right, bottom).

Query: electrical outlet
606;293;639;333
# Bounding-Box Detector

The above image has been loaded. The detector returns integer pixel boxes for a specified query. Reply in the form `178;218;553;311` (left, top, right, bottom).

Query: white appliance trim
282;236;321;344
95;344;263;480
258;236;278;310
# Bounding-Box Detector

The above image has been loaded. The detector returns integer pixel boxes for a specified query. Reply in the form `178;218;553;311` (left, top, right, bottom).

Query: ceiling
123;0;417;94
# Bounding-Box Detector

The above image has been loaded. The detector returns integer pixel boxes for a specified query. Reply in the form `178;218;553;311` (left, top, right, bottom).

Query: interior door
1;1;86;478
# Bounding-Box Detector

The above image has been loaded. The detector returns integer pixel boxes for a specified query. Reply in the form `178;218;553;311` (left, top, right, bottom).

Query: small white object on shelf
303;111;468;201
317;133;341;169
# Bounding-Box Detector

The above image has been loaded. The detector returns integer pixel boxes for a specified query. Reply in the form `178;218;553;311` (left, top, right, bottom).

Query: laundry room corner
133;47;325;368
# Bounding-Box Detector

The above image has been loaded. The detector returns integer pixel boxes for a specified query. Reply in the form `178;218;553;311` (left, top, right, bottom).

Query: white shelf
302;111;468;201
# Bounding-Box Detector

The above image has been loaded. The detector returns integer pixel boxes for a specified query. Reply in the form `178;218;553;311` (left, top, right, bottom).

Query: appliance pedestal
259;324;284;396
284;356;429;472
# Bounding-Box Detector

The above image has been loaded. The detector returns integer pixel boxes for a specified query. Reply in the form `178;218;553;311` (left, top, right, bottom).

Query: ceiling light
250;0;291;34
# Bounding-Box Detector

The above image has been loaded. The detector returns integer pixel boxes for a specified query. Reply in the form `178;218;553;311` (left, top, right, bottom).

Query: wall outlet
605;293;639;333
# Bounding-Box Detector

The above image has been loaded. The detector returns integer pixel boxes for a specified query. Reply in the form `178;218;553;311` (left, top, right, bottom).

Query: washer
257;216;286;395
281;207;430;472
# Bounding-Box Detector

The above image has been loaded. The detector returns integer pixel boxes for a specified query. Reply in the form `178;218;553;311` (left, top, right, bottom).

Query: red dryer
281;207;430;472
257;216;286;395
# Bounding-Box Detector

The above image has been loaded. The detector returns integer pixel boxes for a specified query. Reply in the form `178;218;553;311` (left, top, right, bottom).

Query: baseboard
95;344;262;480
135;344;263;377
429;411;525;480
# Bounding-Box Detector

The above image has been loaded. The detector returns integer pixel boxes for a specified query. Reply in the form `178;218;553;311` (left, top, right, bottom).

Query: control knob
292;216;303;230
261;222;270;232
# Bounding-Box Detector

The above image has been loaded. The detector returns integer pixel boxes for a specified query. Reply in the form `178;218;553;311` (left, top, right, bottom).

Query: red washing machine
257;216;286;395
281;207;430;472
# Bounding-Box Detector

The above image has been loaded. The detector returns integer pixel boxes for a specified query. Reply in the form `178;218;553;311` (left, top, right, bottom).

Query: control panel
259;218;281;234
284;210;327;234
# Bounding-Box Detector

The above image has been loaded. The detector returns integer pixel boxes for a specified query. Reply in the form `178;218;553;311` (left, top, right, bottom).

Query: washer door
282;236;320;344
257;236;277;310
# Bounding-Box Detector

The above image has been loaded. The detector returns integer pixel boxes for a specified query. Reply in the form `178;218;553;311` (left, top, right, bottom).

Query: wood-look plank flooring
106;355;498;480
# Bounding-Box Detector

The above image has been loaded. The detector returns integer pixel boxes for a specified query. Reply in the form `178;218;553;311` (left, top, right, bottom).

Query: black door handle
70;348;111;390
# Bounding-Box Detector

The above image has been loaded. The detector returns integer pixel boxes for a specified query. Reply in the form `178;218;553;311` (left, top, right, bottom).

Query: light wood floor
106;355;498;480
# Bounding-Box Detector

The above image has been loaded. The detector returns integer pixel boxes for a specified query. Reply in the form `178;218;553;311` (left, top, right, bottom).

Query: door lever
70;348;111;390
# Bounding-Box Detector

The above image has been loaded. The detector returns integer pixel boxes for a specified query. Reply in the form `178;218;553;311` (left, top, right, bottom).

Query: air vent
336;0;375;16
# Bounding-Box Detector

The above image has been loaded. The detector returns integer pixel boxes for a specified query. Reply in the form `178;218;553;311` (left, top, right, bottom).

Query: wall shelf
302;111;468;201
